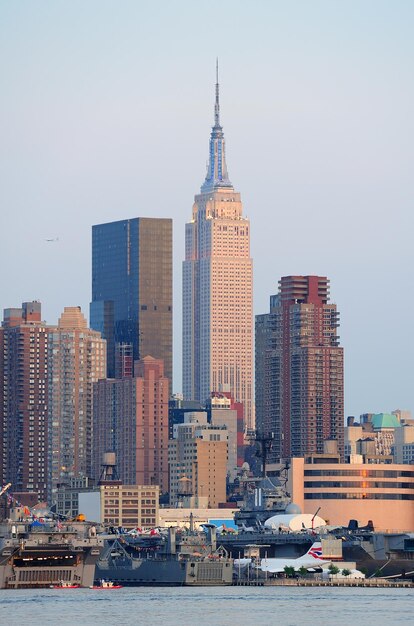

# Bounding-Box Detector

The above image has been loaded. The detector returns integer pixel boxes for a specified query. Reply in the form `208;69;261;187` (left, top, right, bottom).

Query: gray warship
234;475;291;529
0;506;103;589
95;524;233;586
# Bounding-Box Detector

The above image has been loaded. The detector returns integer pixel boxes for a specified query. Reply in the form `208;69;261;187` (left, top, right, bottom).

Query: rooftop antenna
214;57;220;127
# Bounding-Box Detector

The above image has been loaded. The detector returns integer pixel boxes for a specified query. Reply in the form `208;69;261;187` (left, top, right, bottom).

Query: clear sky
1;0;413;417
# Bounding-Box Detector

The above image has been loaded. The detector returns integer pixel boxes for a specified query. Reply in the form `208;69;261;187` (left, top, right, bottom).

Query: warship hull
95;529;233;586
96;556;233;586
342;543;414;579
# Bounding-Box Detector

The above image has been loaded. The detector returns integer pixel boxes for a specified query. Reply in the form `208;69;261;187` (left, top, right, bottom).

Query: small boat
50;581;80;589
89;579;122;589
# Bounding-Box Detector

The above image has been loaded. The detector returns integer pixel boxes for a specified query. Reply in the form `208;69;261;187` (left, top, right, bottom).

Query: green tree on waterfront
284;566;296;578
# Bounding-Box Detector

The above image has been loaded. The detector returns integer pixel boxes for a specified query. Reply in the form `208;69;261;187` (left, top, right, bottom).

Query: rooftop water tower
98;451;122;485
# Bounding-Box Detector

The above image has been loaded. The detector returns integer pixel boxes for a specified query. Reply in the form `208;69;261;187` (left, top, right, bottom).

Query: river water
0;586;412;626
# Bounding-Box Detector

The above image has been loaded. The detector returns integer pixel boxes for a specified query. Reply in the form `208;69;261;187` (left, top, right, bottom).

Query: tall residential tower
49;307;106;499
0;302;49;501
93;356;169;493
255;276;344;460
183;66;253;429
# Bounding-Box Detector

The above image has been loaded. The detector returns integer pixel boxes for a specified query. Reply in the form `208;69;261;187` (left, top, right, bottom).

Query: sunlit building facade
48;307;106;499
256;276;344;460
99;483;159;530
93;356;169;494
183;67;253;429
289;456;414;532
168;414;228;508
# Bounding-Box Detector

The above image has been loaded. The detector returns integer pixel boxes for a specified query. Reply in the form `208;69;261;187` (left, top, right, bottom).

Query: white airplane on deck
260;542;330;574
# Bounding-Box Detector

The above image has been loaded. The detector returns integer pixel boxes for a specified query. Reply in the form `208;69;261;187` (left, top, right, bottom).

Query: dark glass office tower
90;218;172;386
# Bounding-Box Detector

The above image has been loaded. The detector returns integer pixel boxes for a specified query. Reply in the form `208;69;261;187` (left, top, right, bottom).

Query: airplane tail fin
304;542;323;559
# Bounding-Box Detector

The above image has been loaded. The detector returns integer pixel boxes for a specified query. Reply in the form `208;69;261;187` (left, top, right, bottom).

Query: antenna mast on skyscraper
214;57;220;127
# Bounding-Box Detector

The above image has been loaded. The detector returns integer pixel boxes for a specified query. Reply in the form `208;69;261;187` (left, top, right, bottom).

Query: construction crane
0;483;11;498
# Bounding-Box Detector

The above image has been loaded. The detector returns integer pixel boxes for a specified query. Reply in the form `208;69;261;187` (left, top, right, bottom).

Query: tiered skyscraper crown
200;60;233;193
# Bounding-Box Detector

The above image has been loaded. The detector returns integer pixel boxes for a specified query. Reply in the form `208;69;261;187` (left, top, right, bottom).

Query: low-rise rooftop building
288;455;414;532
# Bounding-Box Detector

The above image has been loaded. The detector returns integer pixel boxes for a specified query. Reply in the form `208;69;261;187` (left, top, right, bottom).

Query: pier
233;578;413;588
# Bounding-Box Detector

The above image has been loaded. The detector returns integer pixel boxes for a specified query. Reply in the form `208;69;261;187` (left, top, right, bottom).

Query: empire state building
183;66;253;429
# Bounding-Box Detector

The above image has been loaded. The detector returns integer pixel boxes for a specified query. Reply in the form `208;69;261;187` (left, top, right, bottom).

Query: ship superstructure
0;507;103;589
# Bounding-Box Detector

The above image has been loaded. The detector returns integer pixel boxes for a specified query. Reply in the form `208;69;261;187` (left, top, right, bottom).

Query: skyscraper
90;217;172;385
0;302;49;500
183;66;253;429
48;307;106;499
255;293;282;460
93;356;169;493
255;276;344;460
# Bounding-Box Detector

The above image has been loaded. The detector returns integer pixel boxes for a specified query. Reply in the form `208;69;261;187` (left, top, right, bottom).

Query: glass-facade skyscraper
90;217;172;385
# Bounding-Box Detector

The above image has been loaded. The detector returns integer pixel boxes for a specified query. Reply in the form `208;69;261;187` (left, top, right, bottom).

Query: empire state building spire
184;65;253;431
214;58;220;128
201;60;233;193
